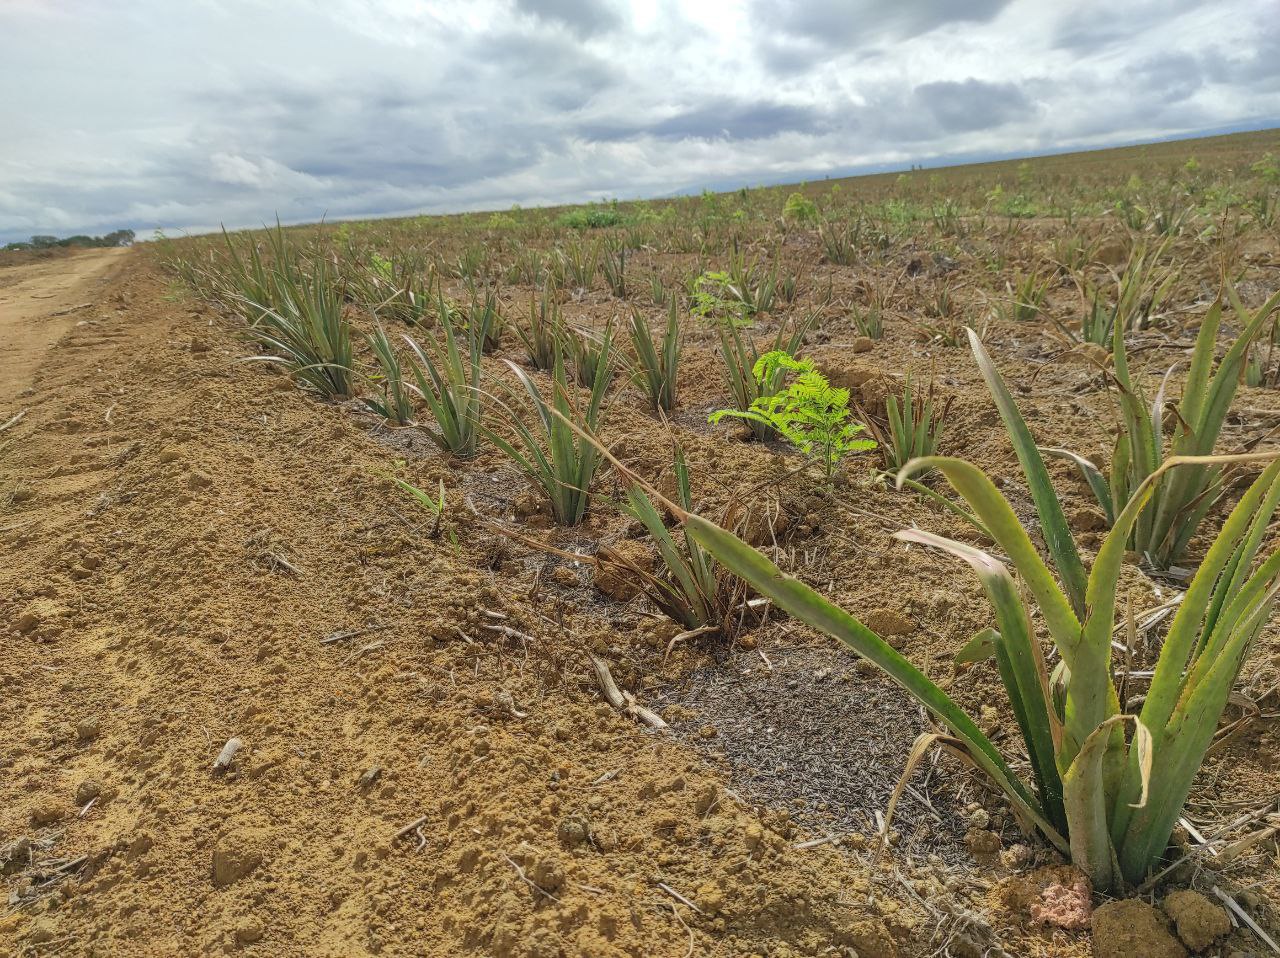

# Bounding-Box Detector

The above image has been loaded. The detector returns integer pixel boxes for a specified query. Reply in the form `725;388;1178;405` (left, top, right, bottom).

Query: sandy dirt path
0;248;131;404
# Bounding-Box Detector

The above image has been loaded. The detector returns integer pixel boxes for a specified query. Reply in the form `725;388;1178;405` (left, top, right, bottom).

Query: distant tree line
4;229;135;252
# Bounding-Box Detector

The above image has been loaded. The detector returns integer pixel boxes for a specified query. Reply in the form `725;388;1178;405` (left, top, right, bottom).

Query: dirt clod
74;779;102;806
29;800;65;826
24;917;58;944
1069;506;1108;533
1162;889;1231;952
234;919;264;945
211;846;262;887
593;539;653;600
863;608;916;637
1091;899;1187;958
1007;865;1092;929
0;837;32;876
557;816;589;849
75;717;100;742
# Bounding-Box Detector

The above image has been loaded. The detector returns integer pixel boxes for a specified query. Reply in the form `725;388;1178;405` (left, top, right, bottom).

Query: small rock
964;827;1001;857
76;718;100;742
979;704;1000;733
742;507;792;546
1066;342;1111;367
557;817;589;849
24;916;58;944
125;832;155;861
696;882;725;916
818;362;877;392
1092;899;1187;958
211;846;261;887
1095;240;1128;266
1000;843;1033;869
74;780;102;806
513;492;545;519
693;783;719;815
549;566;577;587
1163;889;1231;953
1;837;32;875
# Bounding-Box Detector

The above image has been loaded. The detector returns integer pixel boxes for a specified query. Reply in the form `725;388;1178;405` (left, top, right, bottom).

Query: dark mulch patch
657;643;971;861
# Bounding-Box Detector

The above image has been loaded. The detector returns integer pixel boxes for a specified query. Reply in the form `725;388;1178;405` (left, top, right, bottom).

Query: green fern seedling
710;351;875;481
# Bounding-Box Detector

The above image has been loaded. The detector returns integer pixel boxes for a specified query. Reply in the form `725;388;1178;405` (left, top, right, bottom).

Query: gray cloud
513;0;622;37
752;0;1012;47
751;0;1014;74
578;99;836;143
0;0;1276;244
1051;0;1206;52
911;80;1036;135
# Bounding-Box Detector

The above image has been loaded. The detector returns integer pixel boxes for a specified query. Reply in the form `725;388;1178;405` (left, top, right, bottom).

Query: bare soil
0;252;927;957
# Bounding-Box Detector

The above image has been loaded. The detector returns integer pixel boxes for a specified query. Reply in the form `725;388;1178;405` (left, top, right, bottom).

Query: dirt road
0;248;131;404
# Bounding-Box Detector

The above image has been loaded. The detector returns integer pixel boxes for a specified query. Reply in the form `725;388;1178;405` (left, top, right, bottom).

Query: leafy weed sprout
710;351;875;482
782;192;818;224
714;315;811;441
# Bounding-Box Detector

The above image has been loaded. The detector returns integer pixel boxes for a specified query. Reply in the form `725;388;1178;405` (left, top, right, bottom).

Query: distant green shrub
558;203;626;229
782;192;818;223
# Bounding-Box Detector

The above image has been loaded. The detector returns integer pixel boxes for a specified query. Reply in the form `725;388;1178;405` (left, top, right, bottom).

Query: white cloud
0;0;1276;242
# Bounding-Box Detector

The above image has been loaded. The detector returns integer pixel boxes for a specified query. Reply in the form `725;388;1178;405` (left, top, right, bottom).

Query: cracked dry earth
0;252;940;956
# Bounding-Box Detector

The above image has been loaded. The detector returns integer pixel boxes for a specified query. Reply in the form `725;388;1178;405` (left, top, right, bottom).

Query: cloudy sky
2;0;1277;243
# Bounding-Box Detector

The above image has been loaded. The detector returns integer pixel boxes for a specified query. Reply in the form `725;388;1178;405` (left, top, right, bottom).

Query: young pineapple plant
603;446;748;637
517;287;565;371
817;215;861;266
364;324;415;425
242;256;355;398
1010;271;1052;322
400;302;491;458
852;307;884;340
628;302;681;413
1033;289;1280;567
1056;241;1179;349
557;237;599;290
564;318;617;392
485;352;609;526
675;426;1280;893
865;375;952;473
600;238;627;298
